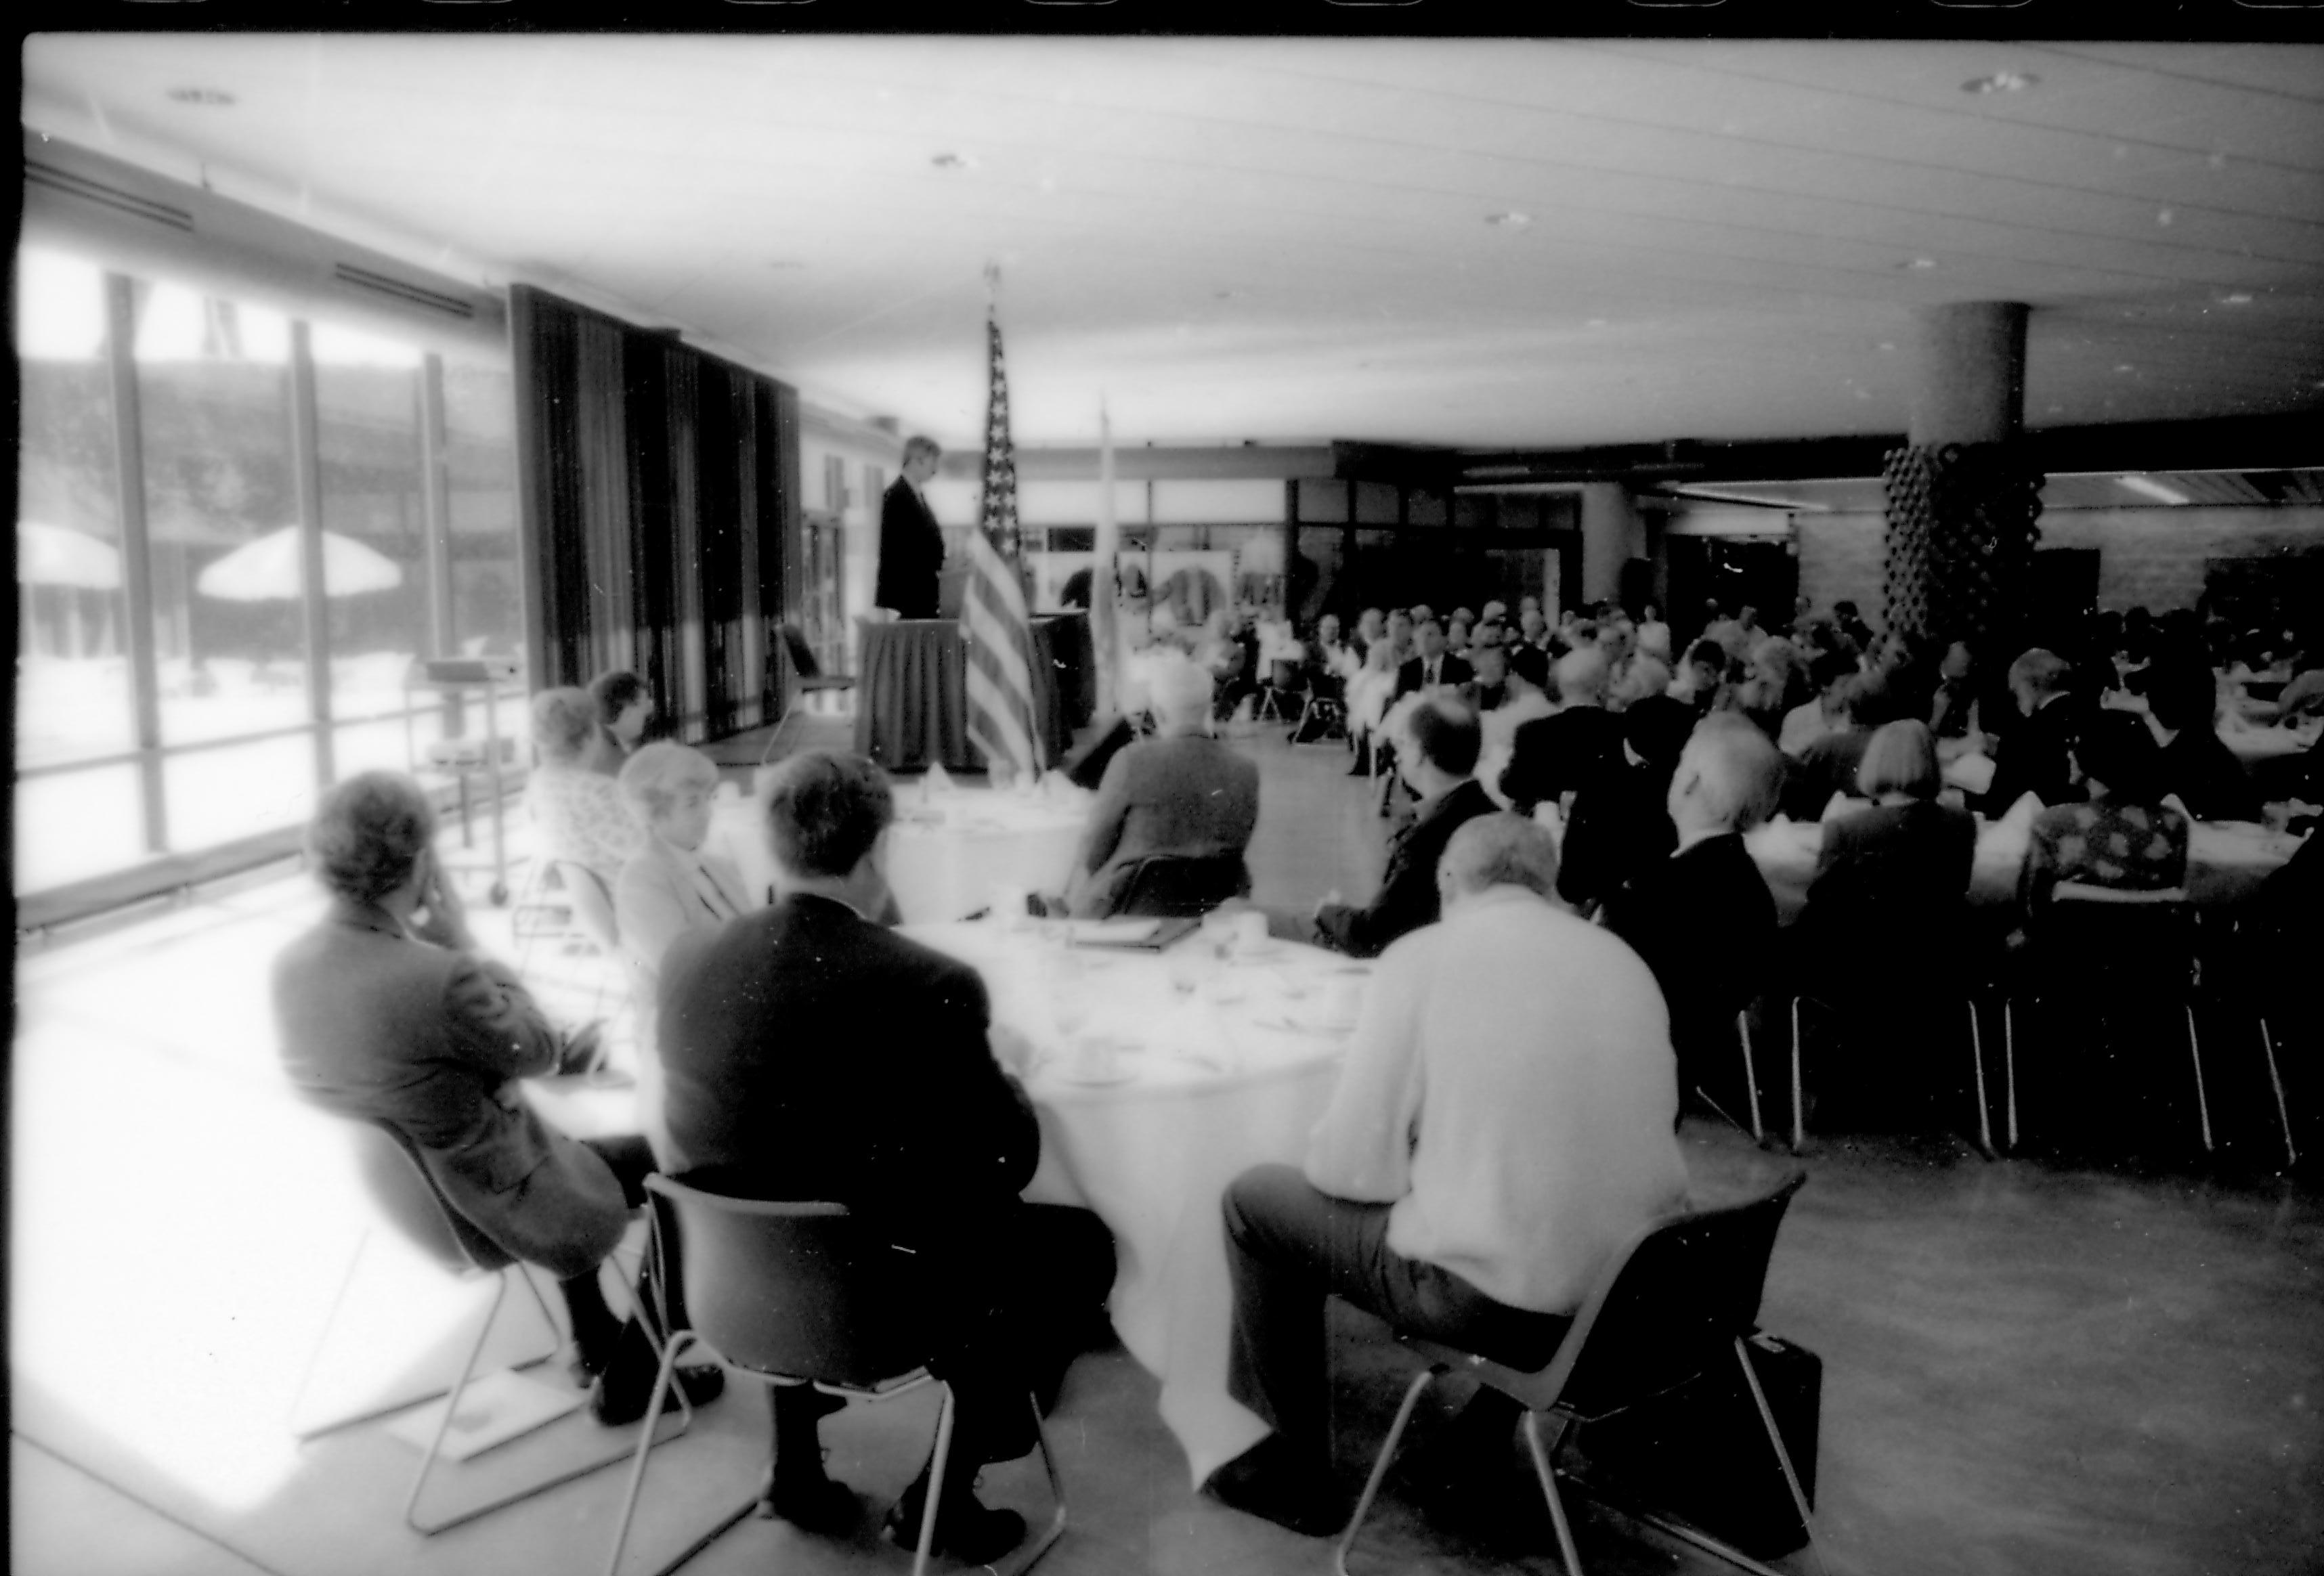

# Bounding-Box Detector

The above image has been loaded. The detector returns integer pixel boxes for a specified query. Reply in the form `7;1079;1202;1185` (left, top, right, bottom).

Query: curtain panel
511;284;800;743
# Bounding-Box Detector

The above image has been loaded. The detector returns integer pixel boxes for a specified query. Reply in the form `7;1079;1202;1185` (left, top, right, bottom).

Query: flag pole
1093;399;1121;718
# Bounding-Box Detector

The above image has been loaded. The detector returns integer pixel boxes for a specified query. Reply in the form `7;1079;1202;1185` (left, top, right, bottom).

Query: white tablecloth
904;919;1370;1487
708;783;1090;924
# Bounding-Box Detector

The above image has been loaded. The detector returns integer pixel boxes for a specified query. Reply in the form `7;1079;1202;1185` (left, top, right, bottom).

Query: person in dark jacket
1314;697;1497;957
658;750;1111;1562
2147;657;2263;823
1600;716;1784;1123
1981;648;2084;814
874;435;946;619
1499;647;1622;814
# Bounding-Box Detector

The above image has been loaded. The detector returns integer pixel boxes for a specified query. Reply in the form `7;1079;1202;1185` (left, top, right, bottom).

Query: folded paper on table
383;1368;584;1462
1941;751;1997;796
1069;916;1203;950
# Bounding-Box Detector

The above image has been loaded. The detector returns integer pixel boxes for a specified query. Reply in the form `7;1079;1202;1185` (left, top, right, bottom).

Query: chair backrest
1527;1171;1805;1422
1269;658;1304;689
349;1120;515;1275
645;1175;924;1389
552;858;622;951
1113;854;1246;919
2034;883;2196;986
779;623;823;681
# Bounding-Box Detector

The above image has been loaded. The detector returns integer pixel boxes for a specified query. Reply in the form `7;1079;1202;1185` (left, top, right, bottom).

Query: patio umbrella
196;525;403;600
18;521;122;589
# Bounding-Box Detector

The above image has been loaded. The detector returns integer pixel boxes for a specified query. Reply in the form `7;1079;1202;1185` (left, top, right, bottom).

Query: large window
14;244;522;901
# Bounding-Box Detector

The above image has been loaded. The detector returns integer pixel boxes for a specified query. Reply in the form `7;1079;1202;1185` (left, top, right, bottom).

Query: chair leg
1734;1338;1826;1576
2259;1017;2298;1169
2187;1005;2214;1153
1967;998;1994;1158
287;1227;380;1439
1520;1409;1585;1576
1332;1366;1436;1576
1736;1011;1765;1144
1012;1392;1071;1576
605;1333;755;1576
1788;998;1805;1154
2004;997;2020;1153
911;1383;958;1576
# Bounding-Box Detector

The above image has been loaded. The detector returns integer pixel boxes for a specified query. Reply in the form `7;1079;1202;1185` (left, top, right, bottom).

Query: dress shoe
588;1352;726;1426
760;1470;860;1535
882;1484;1027;1564
1202;1441;1343;1537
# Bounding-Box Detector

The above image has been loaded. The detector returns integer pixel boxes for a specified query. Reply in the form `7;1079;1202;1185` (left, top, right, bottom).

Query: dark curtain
510;284;797;743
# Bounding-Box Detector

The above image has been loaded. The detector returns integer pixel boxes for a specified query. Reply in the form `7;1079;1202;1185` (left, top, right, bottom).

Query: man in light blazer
1065;657;1261;917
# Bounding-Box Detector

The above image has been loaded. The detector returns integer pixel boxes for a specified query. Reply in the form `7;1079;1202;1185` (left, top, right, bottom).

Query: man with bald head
1209;814;1690;1534
1497;646;1623;814
1599;715;1784;1121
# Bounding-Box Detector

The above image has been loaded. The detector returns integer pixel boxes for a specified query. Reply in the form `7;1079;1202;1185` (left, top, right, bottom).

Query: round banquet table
903;918;1371;1488
708;783;1090;925
1746;814;2304;924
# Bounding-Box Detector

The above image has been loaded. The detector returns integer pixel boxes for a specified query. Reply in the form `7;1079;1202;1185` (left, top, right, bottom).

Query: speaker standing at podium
874;435;946;621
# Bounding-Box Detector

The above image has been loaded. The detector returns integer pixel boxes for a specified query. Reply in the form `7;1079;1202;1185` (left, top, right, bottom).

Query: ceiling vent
332;262;477;320
25;158;196;232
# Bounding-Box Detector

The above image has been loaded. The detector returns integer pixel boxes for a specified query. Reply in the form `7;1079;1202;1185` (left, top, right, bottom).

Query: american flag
960;305;1043;784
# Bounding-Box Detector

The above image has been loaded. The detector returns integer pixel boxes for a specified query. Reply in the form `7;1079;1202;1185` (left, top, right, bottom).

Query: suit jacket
1315;778;1498;959
2157;727;2262;823
655;894;1039;1246
1557;758;1679;911
1394;652;1472;701
1983;695;2084;814
1599;833;1778;1084
1069;733;1261;918
1499;705;1624;813
1799;799;1977;975
272;898;628;1279
874;477;945;619
1778;726;1876;822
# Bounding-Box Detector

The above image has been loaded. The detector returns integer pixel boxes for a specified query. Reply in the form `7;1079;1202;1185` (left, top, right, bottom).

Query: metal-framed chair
2002;883;2208;1155
513;856;621;1020
1335;1172;1817;1576
1256;659;1304;724
1111;854;1249;919
605;1178;1067;1576
294;1120;691;1535
761;623;858;766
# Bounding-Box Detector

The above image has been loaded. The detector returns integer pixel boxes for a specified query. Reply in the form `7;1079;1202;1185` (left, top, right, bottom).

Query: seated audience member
1350;607;1387;663
2147;657;2262;823
1509;609;1553;689
1064;659;1260;917
1394;618;1471;700
1478;598;1509;629
1725;636;1804;743
1557;694;1694;913
1469;644;1556;802
1314;697;1497;957
1929;640;1982;741
530;686;647;894
1201;609;1262;721
2021;709;2189;912
1308;612;1355;688
1781;648;1859;758
1499;647;1622;814
1600;716;1783;1115
1610;653;1673;712
1797;720;1976;969
1346;638;1404;775
2275;636;2324;722
656;751;1113;1557
1636;602;1673;663
616;742;755;973
274;772;724;1426
582;669;653;777
1981;649;2084;814
1668;638;1729;715
1209;815;1690;1534
1778;671;1890;822
1444;613;1473;656
1833;599;1876;652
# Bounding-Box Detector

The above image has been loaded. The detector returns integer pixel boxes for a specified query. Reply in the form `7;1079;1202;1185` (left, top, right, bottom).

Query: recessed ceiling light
765;259;805;271
167;87;236;106
2118;474;2191;506
1963;71;2040;94
930;152;976;171
1485;211;1530;228
1899;257;1937;271
2219;292;2254;305
2114;364;2136;374
1876;341;1897;352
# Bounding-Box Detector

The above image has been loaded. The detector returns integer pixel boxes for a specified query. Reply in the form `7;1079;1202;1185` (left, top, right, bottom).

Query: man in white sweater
1207;812;1690;1533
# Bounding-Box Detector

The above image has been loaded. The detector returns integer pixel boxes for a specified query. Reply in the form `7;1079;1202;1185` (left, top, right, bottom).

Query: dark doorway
2028;549;2101;645
1664;537;1799;645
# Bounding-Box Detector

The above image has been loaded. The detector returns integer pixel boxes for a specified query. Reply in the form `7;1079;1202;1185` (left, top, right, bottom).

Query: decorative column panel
1882;302;2043;651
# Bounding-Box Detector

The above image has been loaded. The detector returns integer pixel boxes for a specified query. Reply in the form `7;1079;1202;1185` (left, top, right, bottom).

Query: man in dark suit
274;772;723;1426
1600;715;1784;1122
2148;656;2263;823
657;751;1110;1562
1394;618;1471;701
1981;648;2085;814
1314;697;1497;957
874;435;946;619
1499;647;1623;814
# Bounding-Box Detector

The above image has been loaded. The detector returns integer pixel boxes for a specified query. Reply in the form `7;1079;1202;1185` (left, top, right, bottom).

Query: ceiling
20;35;2324;455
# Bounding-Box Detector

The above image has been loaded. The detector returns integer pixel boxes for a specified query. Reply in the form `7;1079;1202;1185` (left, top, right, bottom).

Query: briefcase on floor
1557;1330;1822;1560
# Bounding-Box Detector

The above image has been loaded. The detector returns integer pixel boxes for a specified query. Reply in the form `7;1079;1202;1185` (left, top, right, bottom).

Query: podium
853;615;1094;772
